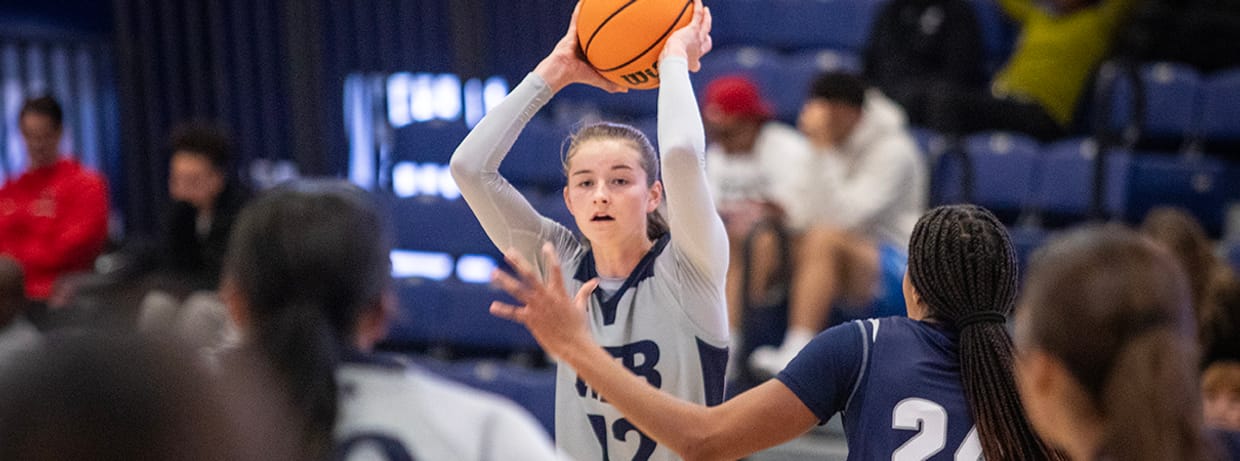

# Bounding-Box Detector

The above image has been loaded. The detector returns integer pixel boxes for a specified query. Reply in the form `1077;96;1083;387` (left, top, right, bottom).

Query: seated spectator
161;122;248;292
701;75;811;345
0;257;38;365
863;0;987;126
749;73;927;376
924;0;1138;140
220;180;559;459
139;122;247;352
0;96;109;304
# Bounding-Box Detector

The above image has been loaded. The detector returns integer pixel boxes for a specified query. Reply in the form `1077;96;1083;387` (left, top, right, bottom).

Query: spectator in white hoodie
750;72;928;376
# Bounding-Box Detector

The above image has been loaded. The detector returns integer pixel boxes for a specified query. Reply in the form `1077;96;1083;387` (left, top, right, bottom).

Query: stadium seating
933;132;1040;222
1031;138;1131;224
500;117;570;192
1124;152;1229;237
773;48;863;121
387;195;498;257
388;278;540;354
691;46;784;106
1104;62;1202;148
1198;68;1240;152
392;120;469;164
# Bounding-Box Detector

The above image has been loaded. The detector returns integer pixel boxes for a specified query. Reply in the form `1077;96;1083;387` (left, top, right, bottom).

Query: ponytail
1099;331;1213;461
253;302;340;460
647;209;669;240
908;205;1061;461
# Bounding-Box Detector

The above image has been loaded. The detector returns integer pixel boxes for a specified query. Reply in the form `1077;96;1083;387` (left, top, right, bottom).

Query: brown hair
562;122;667;241
1018;225;1215;461
1139;207;1239;365
907;205;1061;461
1203;361;1240;398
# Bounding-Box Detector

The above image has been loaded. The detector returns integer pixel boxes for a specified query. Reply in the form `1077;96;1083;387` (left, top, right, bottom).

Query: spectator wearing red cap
702;75;810;366
749;72;927;377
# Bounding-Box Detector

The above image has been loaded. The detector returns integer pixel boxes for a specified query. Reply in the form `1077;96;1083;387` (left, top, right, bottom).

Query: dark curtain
113;0;296;235
111;0;573;235
112;0;466;235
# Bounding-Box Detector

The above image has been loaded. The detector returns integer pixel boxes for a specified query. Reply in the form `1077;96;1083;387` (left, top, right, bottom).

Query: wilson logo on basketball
620;67;660;86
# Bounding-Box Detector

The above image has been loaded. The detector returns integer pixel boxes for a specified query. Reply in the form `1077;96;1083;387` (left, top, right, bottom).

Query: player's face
19;113;62;169
563;139;661;247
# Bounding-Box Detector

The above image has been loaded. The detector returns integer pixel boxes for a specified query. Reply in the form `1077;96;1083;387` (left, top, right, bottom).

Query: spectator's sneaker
749;343;800;378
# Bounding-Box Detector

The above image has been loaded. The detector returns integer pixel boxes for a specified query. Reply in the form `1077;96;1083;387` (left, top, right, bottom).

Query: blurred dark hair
0;332;240;460
19;96;63;128
1019;225;1215;461
223;179;392;460
170;121;234;171
809;72;867;108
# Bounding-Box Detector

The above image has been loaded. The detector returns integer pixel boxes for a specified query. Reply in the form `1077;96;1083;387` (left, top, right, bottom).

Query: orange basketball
576;0;694;90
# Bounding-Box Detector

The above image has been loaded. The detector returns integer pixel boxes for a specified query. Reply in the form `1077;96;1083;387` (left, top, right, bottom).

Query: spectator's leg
750;226;878;375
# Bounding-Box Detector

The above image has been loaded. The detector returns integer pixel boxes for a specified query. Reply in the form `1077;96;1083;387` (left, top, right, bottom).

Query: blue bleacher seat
934;132;1040;220
392;121;470;164
1008;225;1048;274
772;48;863;122
691;46;783;105
1199;68;1240;149
714;0;876;51
1105;62;1202;146
388;279;539;353
1032;138;1130;222
500;118;569;192
910;127;950;158
1124;152;1229;237
388;195;498;257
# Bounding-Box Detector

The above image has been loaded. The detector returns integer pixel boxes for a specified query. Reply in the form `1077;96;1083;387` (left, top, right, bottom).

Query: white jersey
451;57;730;461
335;355;560;461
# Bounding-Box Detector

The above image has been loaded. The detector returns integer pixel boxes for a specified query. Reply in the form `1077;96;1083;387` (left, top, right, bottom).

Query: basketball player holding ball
449;2;725;460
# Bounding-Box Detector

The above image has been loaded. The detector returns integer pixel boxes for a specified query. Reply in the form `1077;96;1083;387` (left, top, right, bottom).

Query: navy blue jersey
778;317;981;461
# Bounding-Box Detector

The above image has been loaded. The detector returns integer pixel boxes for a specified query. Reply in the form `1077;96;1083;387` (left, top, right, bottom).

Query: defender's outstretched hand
533;2;628;93
490;243;600;358
660;0;713;71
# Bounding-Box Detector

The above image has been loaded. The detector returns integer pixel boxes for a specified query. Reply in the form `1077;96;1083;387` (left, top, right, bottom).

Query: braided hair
906;205;1061;461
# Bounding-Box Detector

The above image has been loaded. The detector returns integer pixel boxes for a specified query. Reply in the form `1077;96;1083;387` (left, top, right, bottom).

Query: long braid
908;205;1062;461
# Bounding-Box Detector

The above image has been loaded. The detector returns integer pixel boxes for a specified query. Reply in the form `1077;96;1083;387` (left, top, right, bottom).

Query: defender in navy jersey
493;205;1060;461
453;3;728;461
779;317;981;460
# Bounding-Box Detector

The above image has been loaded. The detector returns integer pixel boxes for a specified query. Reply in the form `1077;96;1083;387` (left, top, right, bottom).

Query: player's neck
592;237;655;278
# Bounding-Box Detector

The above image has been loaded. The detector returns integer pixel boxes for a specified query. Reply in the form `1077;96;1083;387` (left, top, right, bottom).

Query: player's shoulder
860;316;954;346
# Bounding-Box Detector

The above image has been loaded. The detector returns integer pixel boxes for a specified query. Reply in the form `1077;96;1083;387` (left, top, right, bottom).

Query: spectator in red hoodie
0;96;108;302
